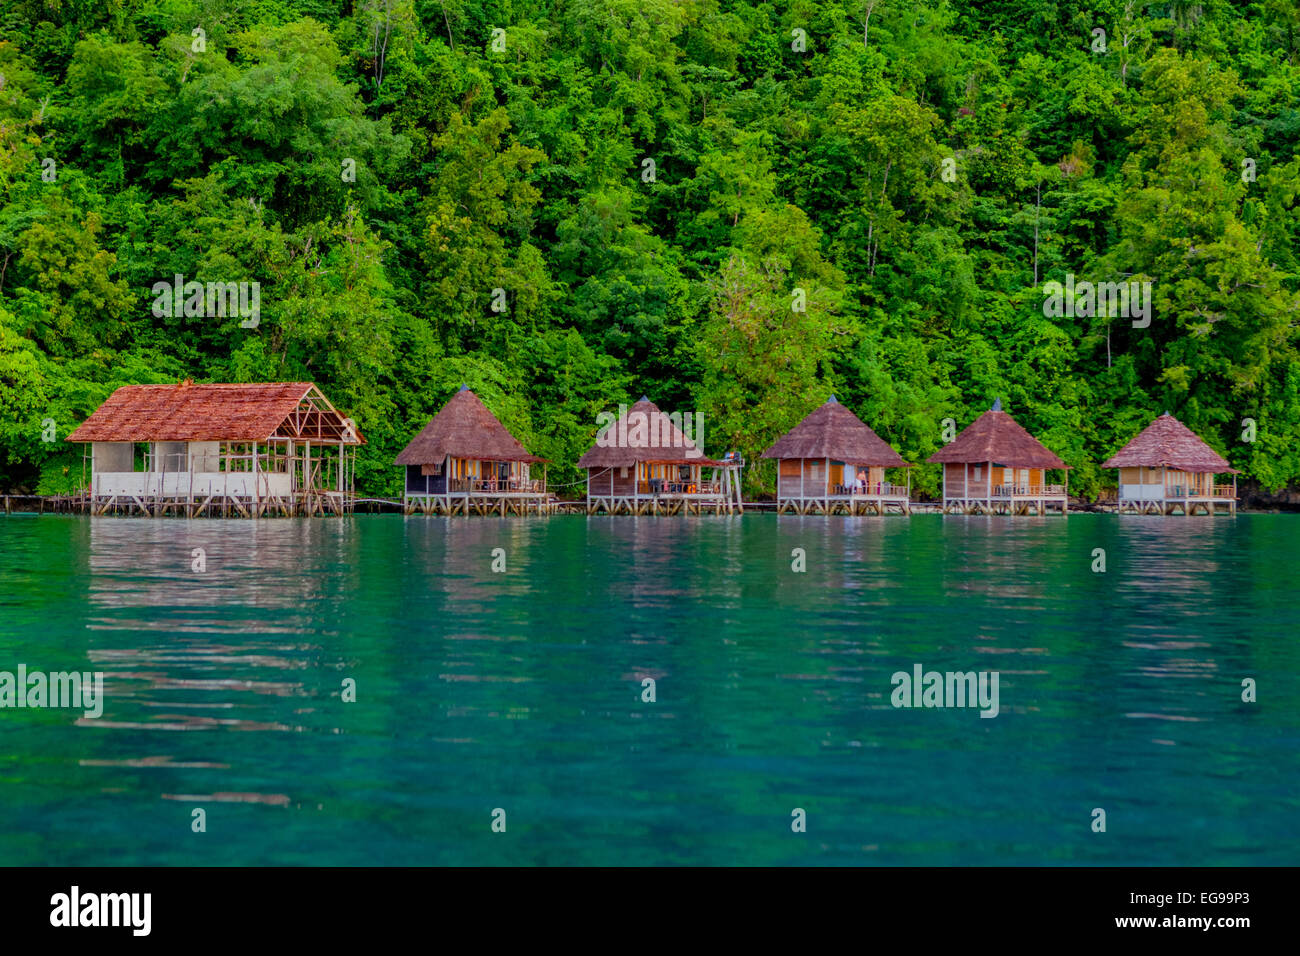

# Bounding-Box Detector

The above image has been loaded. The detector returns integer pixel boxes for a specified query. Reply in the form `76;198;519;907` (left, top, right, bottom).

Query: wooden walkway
0;495;1242;517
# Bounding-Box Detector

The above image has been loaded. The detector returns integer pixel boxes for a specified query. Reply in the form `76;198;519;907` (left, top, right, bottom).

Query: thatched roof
1101;413;1238;473
927;401;1067;468
395;386;544;465
577;397;722;468
760;396;910;466
66;381;363;444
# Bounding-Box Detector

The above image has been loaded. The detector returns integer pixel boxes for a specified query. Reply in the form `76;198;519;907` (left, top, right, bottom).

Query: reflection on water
0;514;1296;865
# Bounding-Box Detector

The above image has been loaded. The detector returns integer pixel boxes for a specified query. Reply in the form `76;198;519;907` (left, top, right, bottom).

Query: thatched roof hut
577;397;720;468
927;400;1067;469
395;386;545;466
66;381;363;517
760;396;910;466
67;381;363;444
1102;413;1238;473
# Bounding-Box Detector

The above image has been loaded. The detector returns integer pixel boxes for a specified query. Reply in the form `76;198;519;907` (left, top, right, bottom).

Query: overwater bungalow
395;385;549;516
66;380;363;517
577;396;742;514
760;396;912;515
927;399;1069;515
1102;413;1238;516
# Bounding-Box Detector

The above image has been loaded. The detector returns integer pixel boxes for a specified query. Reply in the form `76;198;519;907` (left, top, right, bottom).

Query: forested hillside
1;0;1297;498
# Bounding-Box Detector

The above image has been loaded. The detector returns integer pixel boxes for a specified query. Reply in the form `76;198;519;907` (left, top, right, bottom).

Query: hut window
619;467;628;478
973;466;982;480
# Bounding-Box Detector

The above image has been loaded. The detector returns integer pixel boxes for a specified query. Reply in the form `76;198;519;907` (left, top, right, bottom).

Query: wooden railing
1163;485;1233;498
1116;485;1235;499
449;478;545;494
641;480;721;495
992;484;1067;496
830;482;908;496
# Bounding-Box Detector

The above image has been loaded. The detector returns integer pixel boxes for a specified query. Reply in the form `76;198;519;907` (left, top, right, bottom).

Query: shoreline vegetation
1;3;1298;504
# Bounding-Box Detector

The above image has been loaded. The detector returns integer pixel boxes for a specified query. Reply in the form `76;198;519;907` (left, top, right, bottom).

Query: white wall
92;442;133;473
1120;483;1167;499
188;441;220;472
92;472;291;498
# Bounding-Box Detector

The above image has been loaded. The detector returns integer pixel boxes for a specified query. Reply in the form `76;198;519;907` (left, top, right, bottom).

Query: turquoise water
0;514;1296;865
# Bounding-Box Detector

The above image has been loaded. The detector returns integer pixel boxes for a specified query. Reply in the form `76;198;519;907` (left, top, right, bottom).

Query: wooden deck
78;489;351;517
404;491;551;516
775;493;911;515
1116;492;1237;516
941;490;1069;515
586;491;738;515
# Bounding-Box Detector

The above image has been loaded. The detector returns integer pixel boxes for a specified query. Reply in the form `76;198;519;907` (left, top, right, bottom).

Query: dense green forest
0;0;1297;498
